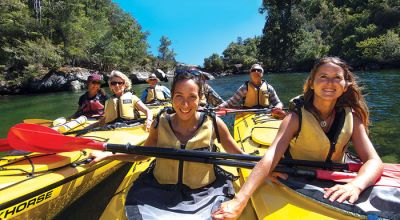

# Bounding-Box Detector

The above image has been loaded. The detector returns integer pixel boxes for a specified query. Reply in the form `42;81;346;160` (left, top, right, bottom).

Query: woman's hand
87;151;114;166
323;183;362;204
145;119;153;132
211;196;247;220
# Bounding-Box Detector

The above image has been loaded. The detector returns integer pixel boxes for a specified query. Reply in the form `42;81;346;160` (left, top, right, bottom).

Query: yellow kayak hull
0;121;149;219
100;154;258;220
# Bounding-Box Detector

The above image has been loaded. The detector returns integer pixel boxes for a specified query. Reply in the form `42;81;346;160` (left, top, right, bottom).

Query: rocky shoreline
0;67;174;96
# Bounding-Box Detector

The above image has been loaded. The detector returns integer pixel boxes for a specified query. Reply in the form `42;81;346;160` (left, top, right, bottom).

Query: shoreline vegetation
1;1;399;95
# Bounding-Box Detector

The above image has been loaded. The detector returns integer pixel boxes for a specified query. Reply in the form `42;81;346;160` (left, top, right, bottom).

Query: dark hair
303;57;370;133
171;72;204;98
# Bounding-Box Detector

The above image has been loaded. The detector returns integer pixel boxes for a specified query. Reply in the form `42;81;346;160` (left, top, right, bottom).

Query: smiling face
311;62;348;103
172;79;200;121
109;76;126;97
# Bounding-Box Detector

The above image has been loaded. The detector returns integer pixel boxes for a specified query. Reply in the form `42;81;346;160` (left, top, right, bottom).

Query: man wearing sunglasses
141;73;171;105
218;63;283;110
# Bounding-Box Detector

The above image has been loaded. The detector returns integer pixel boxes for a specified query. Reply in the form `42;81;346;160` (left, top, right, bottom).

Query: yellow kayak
0;120;149;219
234;112;397;220
100;157;258;220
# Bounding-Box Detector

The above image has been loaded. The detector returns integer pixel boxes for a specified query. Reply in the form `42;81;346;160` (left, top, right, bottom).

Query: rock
70;80;85;91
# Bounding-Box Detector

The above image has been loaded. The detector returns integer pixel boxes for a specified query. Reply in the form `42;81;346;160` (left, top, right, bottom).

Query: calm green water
1;71;399;162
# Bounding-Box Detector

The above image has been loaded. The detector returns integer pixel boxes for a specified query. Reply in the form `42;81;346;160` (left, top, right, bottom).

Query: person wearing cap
68;72;108;119
87;70;153;131
218;64;283;110
141;73;171;104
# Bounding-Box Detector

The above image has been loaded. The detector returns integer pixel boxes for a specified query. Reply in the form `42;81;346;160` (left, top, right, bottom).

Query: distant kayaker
212;57;383;219
68;72;108;119
88;70;153;131
140;73;171;105
90;71;245;219
217;63;283;110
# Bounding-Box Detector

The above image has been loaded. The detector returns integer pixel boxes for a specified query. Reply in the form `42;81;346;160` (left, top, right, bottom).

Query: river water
1;70;399;162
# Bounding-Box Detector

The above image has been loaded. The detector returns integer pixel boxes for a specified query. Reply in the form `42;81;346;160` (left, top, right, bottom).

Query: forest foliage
0;0;176;83
203;0;400;73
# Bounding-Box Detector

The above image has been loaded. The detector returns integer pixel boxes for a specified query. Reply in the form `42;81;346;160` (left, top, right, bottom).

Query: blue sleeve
141;89;148;102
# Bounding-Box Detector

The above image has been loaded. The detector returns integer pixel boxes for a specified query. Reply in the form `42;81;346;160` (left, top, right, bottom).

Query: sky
113;0;265;66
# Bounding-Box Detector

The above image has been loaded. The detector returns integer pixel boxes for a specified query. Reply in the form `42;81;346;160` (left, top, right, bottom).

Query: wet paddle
7;124;400;187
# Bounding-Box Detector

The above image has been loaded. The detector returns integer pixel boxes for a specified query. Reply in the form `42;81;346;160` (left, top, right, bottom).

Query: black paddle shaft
105;144;349;171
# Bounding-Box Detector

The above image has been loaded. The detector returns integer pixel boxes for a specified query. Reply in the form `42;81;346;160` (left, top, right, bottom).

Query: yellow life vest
153;113;216;189
145;85;167;103
289;107;353;163
104;92;140;124
244;81;270;108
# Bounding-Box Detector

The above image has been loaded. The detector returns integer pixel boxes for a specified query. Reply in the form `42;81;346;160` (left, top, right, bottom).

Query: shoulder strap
325;108;346;163
154;106;174;128
284;95;304;159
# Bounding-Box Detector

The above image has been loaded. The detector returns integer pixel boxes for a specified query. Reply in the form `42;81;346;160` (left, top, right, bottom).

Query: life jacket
243;80;270;108
145;85;167;104
80;99;104;117
104;92;140;124
287;96;353;163
153;112;217;189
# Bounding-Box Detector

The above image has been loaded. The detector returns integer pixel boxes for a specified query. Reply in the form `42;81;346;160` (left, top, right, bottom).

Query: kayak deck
0;120;149;219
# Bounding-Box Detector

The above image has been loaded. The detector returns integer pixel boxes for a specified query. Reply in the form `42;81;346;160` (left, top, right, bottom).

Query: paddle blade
8;123;104;153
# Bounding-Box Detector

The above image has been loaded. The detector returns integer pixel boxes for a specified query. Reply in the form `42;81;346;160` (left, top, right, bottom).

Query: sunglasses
110;81;125;86
251;69;263;73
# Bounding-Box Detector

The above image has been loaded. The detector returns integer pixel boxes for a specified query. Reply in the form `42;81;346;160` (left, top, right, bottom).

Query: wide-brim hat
146;73;160;82
87;73;105;84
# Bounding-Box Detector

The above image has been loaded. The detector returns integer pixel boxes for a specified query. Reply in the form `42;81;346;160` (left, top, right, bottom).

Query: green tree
204;53;224;73
157;36;176;71
259;0;303;71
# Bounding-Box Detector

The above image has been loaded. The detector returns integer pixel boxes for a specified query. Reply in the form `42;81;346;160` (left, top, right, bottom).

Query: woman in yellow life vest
88;70;153;131
89;71;244;219
212;57;383;220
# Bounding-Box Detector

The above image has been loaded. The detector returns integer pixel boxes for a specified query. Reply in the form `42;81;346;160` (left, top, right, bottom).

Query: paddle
214;108;272;117
8;123;399;176
7;123;400;187
23;119;53;126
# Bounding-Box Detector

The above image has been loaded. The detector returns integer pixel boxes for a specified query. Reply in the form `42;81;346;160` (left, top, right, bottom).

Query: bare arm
212;113;299;219
323;114;383;203
135;100;153;131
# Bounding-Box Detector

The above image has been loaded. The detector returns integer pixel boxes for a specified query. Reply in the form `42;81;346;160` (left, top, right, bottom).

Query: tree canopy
204;0;400;73
0;0;169;83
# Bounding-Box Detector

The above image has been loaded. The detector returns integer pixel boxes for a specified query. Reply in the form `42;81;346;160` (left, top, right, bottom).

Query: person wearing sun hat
68;72;108;119
218;63;283;110
141;73;171;104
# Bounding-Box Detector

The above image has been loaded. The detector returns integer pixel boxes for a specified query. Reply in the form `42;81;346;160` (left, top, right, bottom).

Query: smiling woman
89;71;246;219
